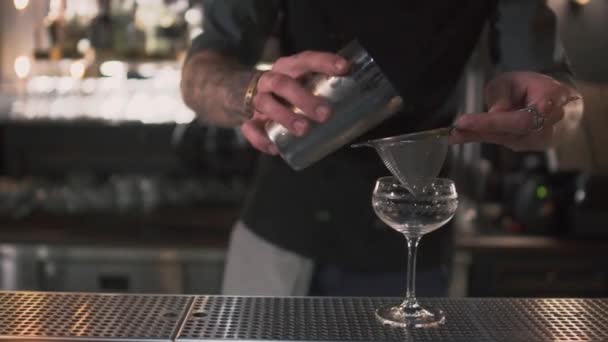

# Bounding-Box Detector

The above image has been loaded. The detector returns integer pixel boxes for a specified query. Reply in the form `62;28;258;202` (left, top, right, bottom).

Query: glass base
375;304;445;328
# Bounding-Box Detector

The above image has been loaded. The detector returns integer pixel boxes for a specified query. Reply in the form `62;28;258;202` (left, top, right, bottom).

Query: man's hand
181;50;349;155
241;51;349;154
450;71;583;151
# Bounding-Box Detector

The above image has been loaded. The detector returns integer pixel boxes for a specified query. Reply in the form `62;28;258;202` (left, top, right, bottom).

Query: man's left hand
450;71;583;151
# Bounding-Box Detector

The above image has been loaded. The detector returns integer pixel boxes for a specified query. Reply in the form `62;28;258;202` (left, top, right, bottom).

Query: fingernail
335;59;347;72
315;105;331;121
293;119;308;136
268;145;279;155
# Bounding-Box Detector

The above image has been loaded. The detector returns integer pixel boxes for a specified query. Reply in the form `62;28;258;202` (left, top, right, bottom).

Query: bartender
181;0;582;296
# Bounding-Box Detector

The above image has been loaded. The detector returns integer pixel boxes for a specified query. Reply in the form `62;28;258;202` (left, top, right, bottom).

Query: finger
241;120;279;155
273;51;350;79
252;110;268;121
485;79;515;112
455;110;540;135
534;89;574;126
538;100;564;127
253;92;309;136
450;129;521;148
258;72;330;122
452;127;551;151
449;129;483;145
448;129;469;145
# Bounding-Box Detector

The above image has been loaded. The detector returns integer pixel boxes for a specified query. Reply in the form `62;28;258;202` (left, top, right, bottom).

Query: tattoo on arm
181;51;256;127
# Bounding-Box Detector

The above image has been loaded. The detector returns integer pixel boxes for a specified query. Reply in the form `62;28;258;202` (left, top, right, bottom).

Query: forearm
180;50;257;127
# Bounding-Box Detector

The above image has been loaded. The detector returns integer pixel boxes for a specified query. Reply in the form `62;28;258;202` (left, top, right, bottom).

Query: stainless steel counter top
0;291;607;341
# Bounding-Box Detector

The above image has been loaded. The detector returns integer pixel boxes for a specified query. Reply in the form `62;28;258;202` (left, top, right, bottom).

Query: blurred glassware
0;174;246;218
7;64;195;124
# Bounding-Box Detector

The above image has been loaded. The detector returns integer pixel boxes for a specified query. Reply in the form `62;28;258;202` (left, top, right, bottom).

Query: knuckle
243;129;267;151
486;117;498;131
280;77;301;93
253;93;270;111
255;96;291;122
299;51;335;69
272;57;290;71
286;87;312;107
257;72;271;89
297;50;315;60
266;72;289;90
259;72;277;89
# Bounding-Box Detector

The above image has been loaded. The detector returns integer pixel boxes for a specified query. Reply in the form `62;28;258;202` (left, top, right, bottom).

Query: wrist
181;52;258;127
243;70;266;120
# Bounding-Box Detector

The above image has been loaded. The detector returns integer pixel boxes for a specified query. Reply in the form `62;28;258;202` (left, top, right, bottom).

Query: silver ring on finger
527;106;545;132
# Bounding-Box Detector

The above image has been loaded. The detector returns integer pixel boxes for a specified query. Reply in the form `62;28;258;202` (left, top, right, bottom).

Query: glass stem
401;236;421;309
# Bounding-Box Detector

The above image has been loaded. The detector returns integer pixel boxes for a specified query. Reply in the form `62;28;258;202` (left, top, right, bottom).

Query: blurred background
0;0;606;297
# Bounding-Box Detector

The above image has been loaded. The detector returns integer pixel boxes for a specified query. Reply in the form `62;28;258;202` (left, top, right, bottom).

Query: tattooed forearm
181;51;257;127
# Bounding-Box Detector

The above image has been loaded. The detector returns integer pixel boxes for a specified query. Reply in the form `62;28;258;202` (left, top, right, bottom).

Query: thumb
485;79;514;112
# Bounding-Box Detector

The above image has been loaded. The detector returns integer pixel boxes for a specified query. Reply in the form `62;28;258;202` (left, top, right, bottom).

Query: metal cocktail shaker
265;40;403;171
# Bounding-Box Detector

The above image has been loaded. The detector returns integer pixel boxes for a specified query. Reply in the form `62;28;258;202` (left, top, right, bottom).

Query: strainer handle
350;141;373;148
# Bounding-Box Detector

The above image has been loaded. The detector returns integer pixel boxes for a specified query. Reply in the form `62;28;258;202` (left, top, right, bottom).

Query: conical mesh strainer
352;105;549;195
352;127;451;196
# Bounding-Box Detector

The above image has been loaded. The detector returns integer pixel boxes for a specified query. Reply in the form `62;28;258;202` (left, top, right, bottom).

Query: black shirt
190;0;572;271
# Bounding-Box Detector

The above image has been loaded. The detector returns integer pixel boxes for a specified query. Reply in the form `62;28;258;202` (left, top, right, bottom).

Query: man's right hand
241;51;350;155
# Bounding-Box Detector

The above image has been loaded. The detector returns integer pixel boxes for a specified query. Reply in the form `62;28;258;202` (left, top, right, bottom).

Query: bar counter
0;291;607;341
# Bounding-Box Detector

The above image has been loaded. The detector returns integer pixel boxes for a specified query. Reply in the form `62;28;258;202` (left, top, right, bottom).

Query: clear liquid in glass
372;196;458;238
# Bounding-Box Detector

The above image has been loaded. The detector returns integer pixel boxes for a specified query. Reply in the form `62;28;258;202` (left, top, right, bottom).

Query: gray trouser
222;222;447;297
222;221;314;296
